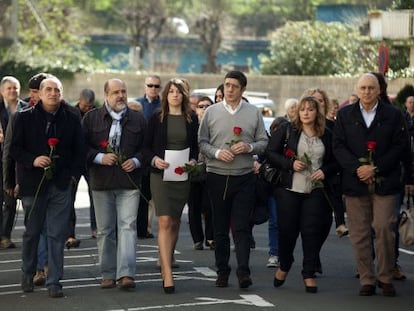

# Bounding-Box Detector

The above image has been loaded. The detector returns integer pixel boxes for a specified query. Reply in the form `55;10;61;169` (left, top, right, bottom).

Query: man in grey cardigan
198;71;268;289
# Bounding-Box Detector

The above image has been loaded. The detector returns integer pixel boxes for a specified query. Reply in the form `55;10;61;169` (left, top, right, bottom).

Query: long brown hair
293;96;325;137
159;78;192;122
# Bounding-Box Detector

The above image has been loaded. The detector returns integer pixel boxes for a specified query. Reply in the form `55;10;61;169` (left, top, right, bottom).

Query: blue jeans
21;184;72;287
37;224;48;270
268;195;279;257
92;189;139;280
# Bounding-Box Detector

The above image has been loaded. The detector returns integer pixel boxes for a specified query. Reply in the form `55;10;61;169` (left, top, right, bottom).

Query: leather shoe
33;269;46;286
194;241;204;250
101;279;116;289
359;284;376;296
21;275;34;293
377;280;396;297
65;237;80;249
215;273;229;287
118;276;136;289
238;274;252;289
48;285;64;298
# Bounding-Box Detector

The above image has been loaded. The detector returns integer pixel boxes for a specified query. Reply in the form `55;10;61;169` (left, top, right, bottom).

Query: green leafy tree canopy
260;21;379;75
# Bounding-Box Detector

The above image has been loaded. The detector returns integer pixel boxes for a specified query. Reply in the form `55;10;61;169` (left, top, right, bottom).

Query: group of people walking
0;70;411;299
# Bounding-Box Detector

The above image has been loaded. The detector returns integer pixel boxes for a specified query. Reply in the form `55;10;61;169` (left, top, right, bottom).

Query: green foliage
1;0;103;76
0;60;75;90
392;0;414;9
260;21;378;75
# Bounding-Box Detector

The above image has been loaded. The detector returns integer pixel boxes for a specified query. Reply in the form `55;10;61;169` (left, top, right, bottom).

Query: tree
259;21;378;75
1;0;101;76
163;0;232;73
392;0;414;9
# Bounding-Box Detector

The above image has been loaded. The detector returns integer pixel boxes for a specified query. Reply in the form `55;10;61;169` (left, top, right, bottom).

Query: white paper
163;148;190;181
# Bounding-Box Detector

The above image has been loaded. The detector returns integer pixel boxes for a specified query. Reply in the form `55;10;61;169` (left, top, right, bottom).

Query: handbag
259;160;281;185
258;123;290;187
399;207;414;246
252;174;270;225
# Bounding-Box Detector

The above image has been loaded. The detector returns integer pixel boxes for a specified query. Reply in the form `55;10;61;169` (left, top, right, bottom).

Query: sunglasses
146;84;160;88
197;104;210;109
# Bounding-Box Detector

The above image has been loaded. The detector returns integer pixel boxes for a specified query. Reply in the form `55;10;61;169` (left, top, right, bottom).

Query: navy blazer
333;100;408;196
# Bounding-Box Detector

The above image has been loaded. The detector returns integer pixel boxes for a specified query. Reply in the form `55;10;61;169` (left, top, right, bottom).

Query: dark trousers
188;180;213;244
21;184;72;287
69;173;96;237
327;175;345;227
137;172;151;237
1;191;17;239
275;187;326;279
207;172;255;277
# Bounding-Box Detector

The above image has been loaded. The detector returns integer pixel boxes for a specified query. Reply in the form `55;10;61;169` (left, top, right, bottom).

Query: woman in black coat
265;96;339;293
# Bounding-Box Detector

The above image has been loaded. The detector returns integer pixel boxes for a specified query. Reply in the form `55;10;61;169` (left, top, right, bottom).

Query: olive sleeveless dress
150;114;191;218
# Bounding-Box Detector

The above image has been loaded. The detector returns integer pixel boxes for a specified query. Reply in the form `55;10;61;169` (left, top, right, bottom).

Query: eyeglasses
197;104;210;109
146;84;160;88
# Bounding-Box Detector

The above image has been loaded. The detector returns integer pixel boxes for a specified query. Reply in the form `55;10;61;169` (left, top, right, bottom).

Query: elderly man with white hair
333;73;412;297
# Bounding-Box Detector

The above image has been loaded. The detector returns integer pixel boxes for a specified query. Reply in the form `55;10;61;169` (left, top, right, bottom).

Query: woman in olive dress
143;78;198;293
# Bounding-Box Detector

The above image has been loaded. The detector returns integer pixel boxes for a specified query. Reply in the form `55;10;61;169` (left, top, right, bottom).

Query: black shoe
21;275;34;293
250;237;256;249
48;285;64;298
238;274;252;289
273;269;287;288
194;241;204;250
162;280;175;294
207;240;215;250
359;284;376;296
215;273;229;287
304;278;318;293
138;232;154;239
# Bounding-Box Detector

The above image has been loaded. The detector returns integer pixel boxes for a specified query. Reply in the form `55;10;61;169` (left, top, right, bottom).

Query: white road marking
106;295;274;310
194;267;216;277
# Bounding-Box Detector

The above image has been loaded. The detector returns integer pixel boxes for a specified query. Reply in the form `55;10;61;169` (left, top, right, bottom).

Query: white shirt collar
223;98;244;115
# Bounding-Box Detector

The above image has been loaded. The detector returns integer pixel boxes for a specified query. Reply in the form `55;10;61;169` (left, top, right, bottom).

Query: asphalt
0;178;413;311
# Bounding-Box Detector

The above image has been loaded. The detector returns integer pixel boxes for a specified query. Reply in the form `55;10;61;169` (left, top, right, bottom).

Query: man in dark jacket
135;74;162;239
82;78;146;290
10;76;84;298
333;73;409;297
0;76;27;250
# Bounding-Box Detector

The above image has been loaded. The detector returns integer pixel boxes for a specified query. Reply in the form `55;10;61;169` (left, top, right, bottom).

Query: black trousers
188;179;213;244
1;191;17;239
274;187;327;279
207;172;255;276
137;172;151;237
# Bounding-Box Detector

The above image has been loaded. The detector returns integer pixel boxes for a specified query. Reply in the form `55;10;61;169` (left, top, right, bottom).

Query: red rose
100;140;109;149
366;141;377;151
285;149;295;158
175;167;185;175
233;126;242;135
47;138;60;147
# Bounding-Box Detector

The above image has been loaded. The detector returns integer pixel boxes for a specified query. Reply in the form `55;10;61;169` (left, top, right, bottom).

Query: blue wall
88;35;270;73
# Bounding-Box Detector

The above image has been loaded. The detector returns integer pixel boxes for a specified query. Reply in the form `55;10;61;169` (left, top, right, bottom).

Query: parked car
192;88;277;116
